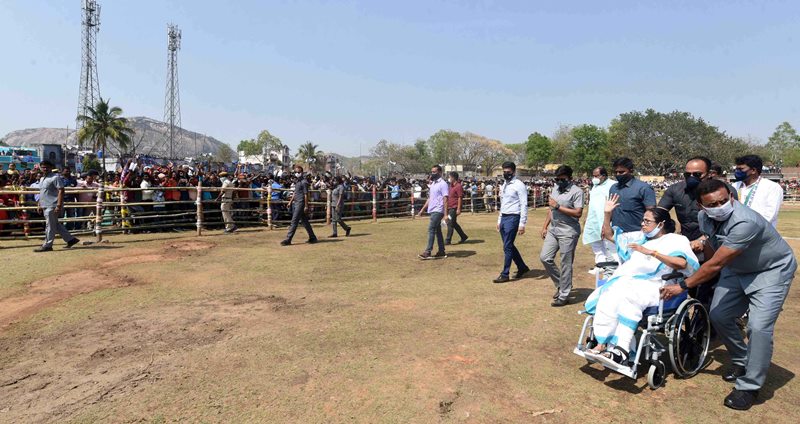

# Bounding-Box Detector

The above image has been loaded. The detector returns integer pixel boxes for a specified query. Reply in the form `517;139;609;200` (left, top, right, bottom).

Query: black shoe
65;238;80;249
553;290;560;300
228;226;238;233
433;251;447;259
459;236;469;244
307;238;318;244
34;246;53;253
280;239;291;246
493;275;510;284
723;365;747;382
445;241;452;246
418;251;432;260
513;266;530;279
724;389;758;411
551;298;569;307
345;228;351;237
328;234;338;238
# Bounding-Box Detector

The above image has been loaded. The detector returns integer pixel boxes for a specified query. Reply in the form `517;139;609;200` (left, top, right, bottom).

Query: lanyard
739;177;760;207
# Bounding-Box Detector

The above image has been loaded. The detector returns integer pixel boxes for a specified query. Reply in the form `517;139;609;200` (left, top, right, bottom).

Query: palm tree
296;141;324;171
76;98;134;173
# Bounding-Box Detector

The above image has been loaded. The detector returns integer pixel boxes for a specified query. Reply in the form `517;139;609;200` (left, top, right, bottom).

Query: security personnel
661;179;796;411
280;165;318;246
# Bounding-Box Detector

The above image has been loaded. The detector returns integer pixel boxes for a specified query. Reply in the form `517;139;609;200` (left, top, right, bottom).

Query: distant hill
0;117;230;158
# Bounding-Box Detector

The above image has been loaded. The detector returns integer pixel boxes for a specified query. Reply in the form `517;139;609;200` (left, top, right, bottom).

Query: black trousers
285;204;316;241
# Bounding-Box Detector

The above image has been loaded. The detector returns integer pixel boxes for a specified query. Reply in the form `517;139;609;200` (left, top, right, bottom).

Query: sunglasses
683;172;704;179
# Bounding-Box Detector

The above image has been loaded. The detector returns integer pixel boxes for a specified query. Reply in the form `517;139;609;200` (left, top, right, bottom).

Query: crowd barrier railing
0;184;551;241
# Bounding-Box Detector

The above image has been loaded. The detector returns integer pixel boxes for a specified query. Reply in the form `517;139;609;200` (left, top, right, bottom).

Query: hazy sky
1;0;798;156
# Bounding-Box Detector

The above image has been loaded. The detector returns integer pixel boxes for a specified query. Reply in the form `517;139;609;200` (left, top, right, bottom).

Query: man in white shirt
493;162;530;283
216;171;237;233
731;155;783;227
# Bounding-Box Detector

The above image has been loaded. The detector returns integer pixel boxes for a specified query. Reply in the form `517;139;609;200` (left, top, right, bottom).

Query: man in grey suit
329;176;351;238
662;179;796;411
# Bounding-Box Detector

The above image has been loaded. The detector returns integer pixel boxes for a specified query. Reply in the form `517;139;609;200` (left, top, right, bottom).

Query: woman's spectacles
641;218;657;225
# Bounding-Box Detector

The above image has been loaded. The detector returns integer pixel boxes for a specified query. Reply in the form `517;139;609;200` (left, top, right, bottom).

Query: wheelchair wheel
668;299;711;378
647;360;666;390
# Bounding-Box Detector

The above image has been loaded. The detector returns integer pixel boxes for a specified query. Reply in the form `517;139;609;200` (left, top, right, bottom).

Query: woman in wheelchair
584;194;700;367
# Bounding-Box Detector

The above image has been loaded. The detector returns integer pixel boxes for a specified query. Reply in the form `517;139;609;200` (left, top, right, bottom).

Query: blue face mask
734;170;748;181
644;223;662;239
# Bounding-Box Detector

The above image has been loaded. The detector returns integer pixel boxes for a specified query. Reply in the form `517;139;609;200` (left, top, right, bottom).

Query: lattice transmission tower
163;24;182;159
77;0;101;128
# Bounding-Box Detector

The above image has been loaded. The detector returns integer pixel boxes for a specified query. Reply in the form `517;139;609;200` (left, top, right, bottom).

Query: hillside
0;117;230;158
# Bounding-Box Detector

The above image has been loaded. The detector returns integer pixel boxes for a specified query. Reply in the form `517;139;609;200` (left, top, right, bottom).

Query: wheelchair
573;262;711;390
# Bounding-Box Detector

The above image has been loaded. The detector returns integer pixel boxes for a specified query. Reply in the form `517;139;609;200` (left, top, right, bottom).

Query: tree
475;139;514;176
296;141;324;171
76;97;134;173
213;144;236;163
237;139;261;156
549;124;573;164
427;130;463;165
571;125;609;175
525;132;552;172
505;142;527;166
257;129;283;152
81;154;101;173
766;122;799;165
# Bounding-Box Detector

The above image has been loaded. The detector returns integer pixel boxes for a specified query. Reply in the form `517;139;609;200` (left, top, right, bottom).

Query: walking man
492;161;529;283
445;171;468;245
329;176;351;238
34;160;80;252
281;165;318;246
217;171;238;233
582;166;617;269
661;179;796;410
539;165;584;306
417;165;449;259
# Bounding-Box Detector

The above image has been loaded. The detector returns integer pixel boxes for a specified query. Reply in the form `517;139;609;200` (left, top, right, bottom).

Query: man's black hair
555;165;573;178
449;171;459;180
502;161;516;171
687;156;712;172
612;157;634;170
735;155;763;174
40;160;54;168
432;164;443;173
697;179;730;197
594;166;608;177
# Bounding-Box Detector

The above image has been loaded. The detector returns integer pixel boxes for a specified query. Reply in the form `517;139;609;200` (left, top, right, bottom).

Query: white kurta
732;177;783;227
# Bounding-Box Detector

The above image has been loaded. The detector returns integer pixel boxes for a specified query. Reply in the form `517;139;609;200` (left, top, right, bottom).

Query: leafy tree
296;141;325;171
237;139;261;156
475;139;514;176
257;129;283;152
571;125;608;175
427;130;463;165
549;124;573;164
81;154;101;173
505;142;527;166
0;138;7;146
525;132;552;172
76;97;134;172
766;122;799;165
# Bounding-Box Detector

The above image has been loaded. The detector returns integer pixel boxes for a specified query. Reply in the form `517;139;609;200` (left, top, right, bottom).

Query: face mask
644;223;663;239
503;172;513;181
430;173;440;181
294;172;302;178
685;175;701;190
704;199;734;221
734;170;748;182
591;178;601;186
556;180;570;191
616;174;632;185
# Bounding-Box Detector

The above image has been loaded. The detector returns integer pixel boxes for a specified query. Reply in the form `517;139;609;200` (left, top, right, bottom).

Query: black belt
501;213;519;217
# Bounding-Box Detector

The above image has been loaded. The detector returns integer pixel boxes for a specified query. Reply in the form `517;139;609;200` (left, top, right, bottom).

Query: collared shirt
271;182;282;200
583;179;616;244
220;177;234;202
548;183;584;235
427;179;449;213
293;178;309;206
659;180;738;240
732;177;783;227
497;177;528;228
699;201;797;293
448;183;463;209
331;184;345;209
38;172;63;208
609;177;656;232
390;184;400;199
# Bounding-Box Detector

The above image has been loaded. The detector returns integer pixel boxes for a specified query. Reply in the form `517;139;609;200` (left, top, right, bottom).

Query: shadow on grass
459;239;485;245
346;233;371;238
448;250;476;258
517;269;549;280
313;239;343;244
704;349;794;404
570;288;594;304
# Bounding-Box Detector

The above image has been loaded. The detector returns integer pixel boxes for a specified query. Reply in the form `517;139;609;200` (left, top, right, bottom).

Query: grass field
0;209;798;423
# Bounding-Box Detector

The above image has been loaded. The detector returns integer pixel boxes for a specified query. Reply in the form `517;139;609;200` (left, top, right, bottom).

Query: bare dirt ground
0;210;798;423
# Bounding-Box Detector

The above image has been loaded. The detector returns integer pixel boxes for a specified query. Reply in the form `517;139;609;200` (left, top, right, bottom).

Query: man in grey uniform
662;179;796;410
329;176;351;238
280;165;318;246
539;165;584;306
34;160;80;252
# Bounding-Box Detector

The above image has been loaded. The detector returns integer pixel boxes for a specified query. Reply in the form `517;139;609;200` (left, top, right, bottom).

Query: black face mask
503;172;514;181
685;175;701;191
616;174;632;186
430;173;440;181
556;179;570;191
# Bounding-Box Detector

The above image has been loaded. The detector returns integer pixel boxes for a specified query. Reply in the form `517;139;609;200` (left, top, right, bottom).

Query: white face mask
591;177;601;186
294;172;302;178
704;198;734;221
644;223;662;239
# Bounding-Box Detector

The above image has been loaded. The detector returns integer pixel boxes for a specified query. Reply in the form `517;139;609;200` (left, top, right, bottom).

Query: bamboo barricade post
17;191;30;238
383;188;389;213
326;189;332;225
94;184;104;242
410;188;416;219
494;184;499;213
195;181;203;236
259;184;266;226
266;186;273;230
372;186;377;222
351;185;356;213
470;191;475;214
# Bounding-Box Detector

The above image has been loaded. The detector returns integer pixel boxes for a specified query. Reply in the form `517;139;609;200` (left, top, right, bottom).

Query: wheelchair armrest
596;261;619;268
661;271;684;281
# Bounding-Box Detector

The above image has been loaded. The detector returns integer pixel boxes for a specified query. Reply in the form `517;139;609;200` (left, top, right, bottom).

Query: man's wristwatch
679;279;689;290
